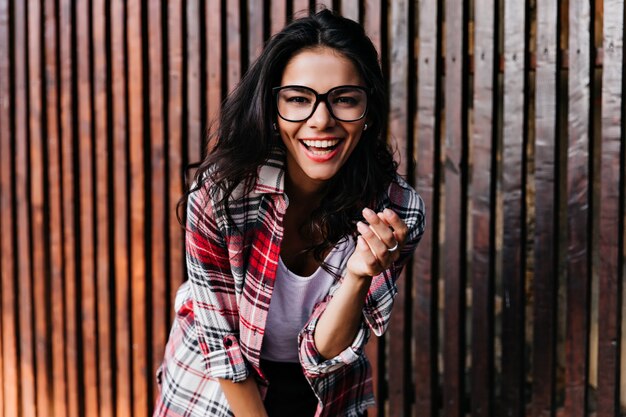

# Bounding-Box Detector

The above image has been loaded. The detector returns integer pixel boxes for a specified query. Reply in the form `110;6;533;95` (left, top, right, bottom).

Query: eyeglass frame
272;85;371;123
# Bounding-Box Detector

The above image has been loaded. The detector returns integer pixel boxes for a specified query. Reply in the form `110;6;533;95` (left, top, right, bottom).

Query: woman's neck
284;172;326;208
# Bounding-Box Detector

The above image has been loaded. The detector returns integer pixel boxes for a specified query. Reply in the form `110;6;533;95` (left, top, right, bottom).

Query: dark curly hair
182;9;397;262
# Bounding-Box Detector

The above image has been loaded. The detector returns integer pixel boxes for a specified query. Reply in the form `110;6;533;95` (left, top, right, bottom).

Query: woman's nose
307;100;335;129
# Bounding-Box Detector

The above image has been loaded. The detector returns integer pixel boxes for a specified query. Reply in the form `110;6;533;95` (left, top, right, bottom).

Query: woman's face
276;47;367;191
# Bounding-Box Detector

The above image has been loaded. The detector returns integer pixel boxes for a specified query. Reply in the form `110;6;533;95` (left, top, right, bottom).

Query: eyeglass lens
276;86;367;122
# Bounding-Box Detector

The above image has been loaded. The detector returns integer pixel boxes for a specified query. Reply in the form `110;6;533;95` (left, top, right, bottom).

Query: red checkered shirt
153;150;425;417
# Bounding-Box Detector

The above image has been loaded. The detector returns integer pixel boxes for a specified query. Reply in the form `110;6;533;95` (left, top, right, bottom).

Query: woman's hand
314;208;408;359
347;207;409;278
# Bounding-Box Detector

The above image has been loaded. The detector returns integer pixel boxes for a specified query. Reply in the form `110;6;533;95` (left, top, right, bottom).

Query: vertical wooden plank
248;0;264;63
0;268;3;417
500;0;527;414
0;1;19;415
76;0;99;414
622;0;626;388
597;0;623;415
388;1;410;415
226;1;241;93
28;0;51;415
168;0;185;318
44;0;68;415
207;0;222;129
59;0;80;415
187;0;201;162
364;0;381;53
148;0;168;408
471;0;495;413
292;0;309;16
92;0;113;415
414;0;439;415
127;1;148;416
443;0;466;413
111;0;131;415
363;4;383;415
564;0;592;413
530;0;558;415
15;1;37;416
270;0;286;36
340;1;359;22
315;0;333;12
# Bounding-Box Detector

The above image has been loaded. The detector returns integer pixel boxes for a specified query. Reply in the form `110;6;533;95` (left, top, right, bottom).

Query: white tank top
260;238;355;362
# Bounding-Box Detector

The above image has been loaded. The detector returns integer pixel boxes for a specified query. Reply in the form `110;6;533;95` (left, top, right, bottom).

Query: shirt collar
252;148;286;195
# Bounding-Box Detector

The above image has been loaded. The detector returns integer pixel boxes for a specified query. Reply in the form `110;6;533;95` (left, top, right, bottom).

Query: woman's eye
286;96;310;104
334;96;358;106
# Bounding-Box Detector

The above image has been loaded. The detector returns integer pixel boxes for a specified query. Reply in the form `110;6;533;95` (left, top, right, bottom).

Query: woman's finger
362;208;397;250
356;220;392;261
382;208;409;245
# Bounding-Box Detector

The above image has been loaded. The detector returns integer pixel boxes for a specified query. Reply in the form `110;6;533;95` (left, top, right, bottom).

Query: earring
272;122;278;132
364;123;368;131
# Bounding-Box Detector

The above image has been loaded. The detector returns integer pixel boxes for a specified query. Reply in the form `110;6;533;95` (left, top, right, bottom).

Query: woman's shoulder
383;175;426;241
386;175;425;213
189;168;251;207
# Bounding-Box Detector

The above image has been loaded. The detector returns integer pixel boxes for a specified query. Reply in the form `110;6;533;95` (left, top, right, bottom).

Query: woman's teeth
301;139;341;154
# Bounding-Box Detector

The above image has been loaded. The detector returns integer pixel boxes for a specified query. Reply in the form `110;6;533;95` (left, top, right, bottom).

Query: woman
154;9;425;417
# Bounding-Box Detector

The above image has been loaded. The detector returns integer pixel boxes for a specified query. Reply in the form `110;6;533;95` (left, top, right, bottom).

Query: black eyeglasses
273;85;369;122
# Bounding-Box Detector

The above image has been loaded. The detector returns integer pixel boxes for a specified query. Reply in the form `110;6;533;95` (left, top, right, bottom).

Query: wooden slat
530;0;559;415
92;0;113;415
0;269;3;416
292;0;309;17
596;0;623;414
270;0;286;36
59;0;80;414
44;0;68;415
316;0;333;12
413;0;439;415
226;1;241;93
168;0;185;319
387;1;410;415
127;1;148;416
111;0;131;415
187;0;202;163
248;0;264;63
0;0;19;415
470;0;495;413
363;0;381;54
207;0;222;130
148;0;167;408
564;0;592;413
28;0;51;415
76;0;99;414
15;1;36;416
340;1;360;22
500;0;527;414
443;0;466;414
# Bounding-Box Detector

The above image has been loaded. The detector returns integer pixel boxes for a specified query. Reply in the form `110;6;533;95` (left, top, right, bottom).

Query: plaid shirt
153;150;425;417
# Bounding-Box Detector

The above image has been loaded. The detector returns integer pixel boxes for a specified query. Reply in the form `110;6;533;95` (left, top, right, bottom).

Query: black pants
261;359;318;417
260;359;368;417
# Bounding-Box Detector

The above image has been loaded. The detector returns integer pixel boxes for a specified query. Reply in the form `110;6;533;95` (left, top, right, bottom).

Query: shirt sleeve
185;186;249;382
298;182;425;378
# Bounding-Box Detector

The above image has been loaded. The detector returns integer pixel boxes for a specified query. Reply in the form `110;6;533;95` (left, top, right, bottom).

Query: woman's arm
186;187;250;382
313;207;408;359
218;377;268;417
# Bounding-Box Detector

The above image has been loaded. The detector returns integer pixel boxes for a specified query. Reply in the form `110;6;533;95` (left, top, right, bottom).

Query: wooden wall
0;0;624;416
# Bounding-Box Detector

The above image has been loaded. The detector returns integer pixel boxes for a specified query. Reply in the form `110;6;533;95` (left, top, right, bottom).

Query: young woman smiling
153;9;425;417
